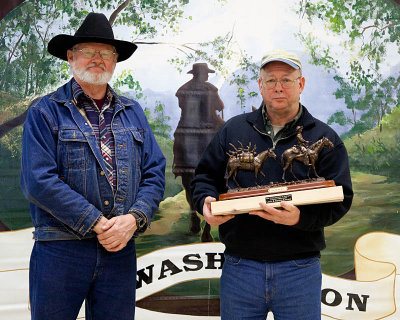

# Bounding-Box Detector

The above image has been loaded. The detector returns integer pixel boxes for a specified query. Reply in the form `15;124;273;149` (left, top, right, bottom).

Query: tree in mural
296;0;400;137
295;0;400;181
0;0;194;139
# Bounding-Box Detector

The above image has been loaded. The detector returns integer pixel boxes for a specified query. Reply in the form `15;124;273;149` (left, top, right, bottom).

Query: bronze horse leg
232;169;241;188
282;155;293;181
225;162;241;188
289;159;299;180
310;156;320;178
224;167;233;187
255;167;266;185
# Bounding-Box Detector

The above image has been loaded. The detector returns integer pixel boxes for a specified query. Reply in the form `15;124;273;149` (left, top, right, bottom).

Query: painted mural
0;1;399;319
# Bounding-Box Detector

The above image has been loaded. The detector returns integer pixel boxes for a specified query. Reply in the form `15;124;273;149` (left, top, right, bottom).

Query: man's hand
203;196;234;226
96;214;137;252
249;201;300;226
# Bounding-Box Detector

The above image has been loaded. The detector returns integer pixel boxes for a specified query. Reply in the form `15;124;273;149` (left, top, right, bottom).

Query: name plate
267;186;288;193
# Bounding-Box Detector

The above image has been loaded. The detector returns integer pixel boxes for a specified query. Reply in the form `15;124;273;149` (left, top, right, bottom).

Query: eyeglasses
262;76;301;89
73;48;117;60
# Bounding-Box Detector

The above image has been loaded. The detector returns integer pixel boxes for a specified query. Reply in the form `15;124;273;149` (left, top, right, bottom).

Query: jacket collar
49;78;135;109
246;102;316;136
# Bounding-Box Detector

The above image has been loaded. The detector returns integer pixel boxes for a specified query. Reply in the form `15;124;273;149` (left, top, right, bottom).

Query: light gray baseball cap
260;49;302;70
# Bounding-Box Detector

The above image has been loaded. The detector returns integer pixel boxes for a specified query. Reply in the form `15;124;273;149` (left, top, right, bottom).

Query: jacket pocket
129;128;143;167
59;129;93;168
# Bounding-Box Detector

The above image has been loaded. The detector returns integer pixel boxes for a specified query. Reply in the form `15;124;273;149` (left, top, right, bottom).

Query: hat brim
187;68;215;74
48;34;137;62
260;58;300;70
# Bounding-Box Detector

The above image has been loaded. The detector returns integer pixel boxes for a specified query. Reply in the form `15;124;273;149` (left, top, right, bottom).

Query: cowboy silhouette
173;63;224;241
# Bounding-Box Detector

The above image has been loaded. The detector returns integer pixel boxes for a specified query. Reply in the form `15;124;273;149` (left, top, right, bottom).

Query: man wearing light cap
20;12;165;320
191;49;353;319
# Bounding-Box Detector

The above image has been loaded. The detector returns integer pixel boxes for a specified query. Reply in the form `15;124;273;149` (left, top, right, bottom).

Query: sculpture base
211;179;343;216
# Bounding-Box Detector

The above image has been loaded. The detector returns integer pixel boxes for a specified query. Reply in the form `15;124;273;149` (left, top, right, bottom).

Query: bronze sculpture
223;127;335;189
225;142;276;188
281;136;334;181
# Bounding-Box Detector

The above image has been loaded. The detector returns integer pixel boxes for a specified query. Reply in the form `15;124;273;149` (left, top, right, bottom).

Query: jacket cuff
74;205;102;236
88;213;104;233
128;208;148;236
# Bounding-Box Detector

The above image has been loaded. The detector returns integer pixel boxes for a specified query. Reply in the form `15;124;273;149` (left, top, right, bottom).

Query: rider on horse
293;126;309;156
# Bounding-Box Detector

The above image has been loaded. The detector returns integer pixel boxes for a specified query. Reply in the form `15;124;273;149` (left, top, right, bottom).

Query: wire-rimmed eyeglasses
73;48;117;60
262;76;301;89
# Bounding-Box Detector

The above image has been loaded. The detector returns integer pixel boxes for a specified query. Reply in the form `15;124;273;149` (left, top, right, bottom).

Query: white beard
70;62;114;85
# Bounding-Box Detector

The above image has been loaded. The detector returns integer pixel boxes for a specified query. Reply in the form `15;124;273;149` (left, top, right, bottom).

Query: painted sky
116;0;304;92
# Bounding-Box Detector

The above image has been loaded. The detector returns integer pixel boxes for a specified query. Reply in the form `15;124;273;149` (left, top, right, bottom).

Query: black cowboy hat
48;12;137;62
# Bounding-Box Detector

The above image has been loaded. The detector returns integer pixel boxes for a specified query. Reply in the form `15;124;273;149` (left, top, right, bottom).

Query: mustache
85;63;106;71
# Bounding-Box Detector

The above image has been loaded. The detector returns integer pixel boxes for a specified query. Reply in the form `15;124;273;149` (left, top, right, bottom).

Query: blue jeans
220;254;321;320
29;238;137;320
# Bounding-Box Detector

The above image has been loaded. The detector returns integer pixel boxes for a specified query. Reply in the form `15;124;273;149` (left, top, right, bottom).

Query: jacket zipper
252;124;297;150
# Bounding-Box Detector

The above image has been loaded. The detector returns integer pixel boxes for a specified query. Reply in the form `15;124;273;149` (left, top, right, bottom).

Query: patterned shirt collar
71;78;114;110
262;102;303;141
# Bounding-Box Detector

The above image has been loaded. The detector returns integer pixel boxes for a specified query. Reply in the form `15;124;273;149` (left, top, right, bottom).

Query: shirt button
104;200;109;206
100;171;105;176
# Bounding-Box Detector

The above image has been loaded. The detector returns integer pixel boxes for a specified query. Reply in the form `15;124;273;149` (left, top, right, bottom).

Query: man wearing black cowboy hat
20;12;165;320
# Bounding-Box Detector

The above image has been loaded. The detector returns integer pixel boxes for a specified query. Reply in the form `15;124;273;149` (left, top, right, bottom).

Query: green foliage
152;135;182;200
229;54;260;110
0;94;32;157
296;0;400;136
327;110;351;126
168;31;240;77
144;102;172;139
328;73;399;136
112;69;144;100
340;120;371;140
0;1;66;97
344;105;400;180
109;0;192;37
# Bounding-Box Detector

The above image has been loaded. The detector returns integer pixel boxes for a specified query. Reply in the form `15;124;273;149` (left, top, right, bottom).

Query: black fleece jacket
191;105;353;261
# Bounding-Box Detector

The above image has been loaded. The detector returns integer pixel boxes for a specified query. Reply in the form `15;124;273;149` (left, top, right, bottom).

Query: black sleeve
190;128;228;215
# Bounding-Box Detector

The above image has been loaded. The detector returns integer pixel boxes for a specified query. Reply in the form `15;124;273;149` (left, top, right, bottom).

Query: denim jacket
21;79;166;241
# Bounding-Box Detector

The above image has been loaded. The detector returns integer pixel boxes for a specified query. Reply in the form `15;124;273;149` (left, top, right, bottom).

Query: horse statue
225;142;276;188
281;136;334;181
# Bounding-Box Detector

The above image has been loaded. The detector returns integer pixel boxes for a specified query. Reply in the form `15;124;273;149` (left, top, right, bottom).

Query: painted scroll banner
0;230;400;319
135;235;400;319
321;232;400;320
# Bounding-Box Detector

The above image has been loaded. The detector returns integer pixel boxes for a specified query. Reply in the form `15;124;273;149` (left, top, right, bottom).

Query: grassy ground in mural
136;190;219;257
322;171;400;275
